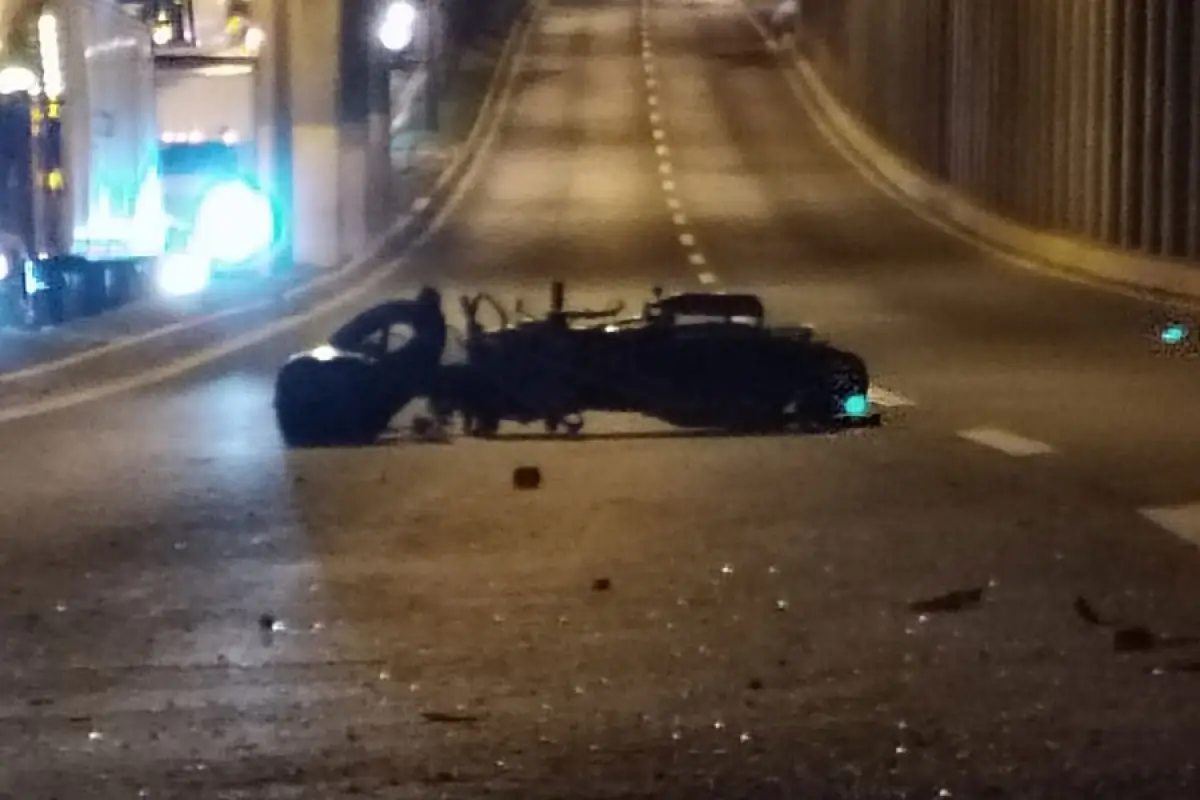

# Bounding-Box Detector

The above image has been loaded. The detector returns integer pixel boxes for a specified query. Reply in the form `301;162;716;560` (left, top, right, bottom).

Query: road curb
770;36;1200;305
289;0;543;300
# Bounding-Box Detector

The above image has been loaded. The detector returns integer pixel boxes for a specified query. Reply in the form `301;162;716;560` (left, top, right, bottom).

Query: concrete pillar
255;0;372;269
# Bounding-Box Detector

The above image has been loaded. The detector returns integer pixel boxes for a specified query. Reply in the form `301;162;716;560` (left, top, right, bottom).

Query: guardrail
796;0;1200;261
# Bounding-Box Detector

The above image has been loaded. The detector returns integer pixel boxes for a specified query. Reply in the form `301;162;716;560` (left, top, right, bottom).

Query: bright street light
377;0;418;52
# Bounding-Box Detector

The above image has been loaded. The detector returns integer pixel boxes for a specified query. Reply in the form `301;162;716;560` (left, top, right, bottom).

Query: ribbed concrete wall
797;0;1200;260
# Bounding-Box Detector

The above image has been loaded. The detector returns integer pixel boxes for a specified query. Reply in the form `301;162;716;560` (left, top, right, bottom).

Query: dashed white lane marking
658;162;673;175
665;196;680;209
411;196;431;212
648;94;659;106
672;212;688;225
655;144;670;156
649;111;662;124
679;232;696;246
958;427;1055;457
662;179;675;192
867;387;914;408
698;272;717;284
646;77;657;89
689;252;707;266
644;62;655;74
1139;504;1200;548
652;128;665;140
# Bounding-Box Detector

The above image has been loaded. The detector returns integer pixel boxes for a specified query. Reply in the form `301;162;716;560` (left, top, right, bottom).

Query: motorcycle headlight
191;180;276;264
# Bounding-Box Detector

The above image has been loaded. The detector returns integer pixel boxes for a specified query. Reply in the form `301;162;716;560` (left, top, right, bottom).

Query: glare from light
221;128;239;144
1161;323;1188;345
37;14;63;99
0;66;40;95
312;345;338;362
191;180;275;264
157;253;210;296
0;253;10;281
841;393;869;418
378;1;418;52
243;25;265;55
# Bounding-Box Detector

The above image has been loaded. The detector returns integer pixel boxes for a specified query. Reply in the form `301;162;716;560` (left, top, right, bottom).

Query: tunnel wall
796;0;1200;262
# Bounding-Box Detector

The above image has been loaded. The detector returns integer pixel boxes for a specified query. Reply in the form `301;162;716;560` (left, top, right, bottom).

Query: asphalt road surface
3;0;1200;797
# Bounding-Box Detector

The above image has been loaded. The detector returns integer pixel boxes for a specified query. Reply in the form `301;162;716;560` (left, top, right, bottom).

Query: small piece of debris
747;678;763;691
592;578;611;591
513;466;541;490
258;613;275;631
909;586;986;614
1074;596;1106;626
1113;626;1157;653
421;711;482;723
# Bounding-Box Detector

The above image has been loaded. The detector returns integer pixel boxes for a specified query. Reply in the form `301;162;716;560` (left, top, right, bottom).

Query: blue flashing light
841;393;869;418
1161;323;1188;345
191;180;276;265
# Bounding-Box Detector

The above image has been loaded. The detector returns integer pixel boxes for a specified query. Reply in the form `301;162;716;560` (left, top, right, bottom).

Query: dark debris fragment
513;466;542;489
909;586;986;614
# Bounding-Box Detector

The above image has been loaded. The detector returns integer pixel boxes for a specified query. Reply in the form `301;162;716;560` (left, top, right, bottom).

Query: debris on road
1114;626;1157;653
421;711;483;723
908;586;986;614
592;577;611;591
513;465;542;489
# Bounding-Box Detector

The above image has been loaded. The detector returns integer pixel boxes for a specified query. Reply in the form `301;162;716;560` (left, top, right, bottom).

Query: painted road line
958;427;1055;457
679;232;696;246
646;77;657;89
655;144;669;156
688;252;707;266
1140;504;1200;549
652;128;666;140
662;179;676;192
648;94;659;106
698;272;717;284
665;195;680;209
649;111;662;124
867;386;914;408
672;212;688;225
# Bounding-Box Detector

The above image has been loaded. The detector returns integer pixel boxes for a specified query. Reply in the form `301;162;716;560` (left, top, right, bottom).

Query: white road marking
658;162;672;175
0;0;546;424
958;428;1055;457
688;252;707;266
679;232;695;246
662;179;675;192
867;386;914;408
646;77;657;89
672;212;688;225
644;62;655;74
698;271;717;284
411;196;431;212
652;129;666;140
1140;504;1200;549
649;111;662;124
648;94;658;106
665;196;681;210
655;144;670;156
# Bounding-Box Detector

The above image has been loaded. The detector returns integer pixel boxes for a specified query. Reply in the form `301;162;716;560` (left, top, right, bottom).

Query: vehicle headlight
0;253;9;282
191;180;276;264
